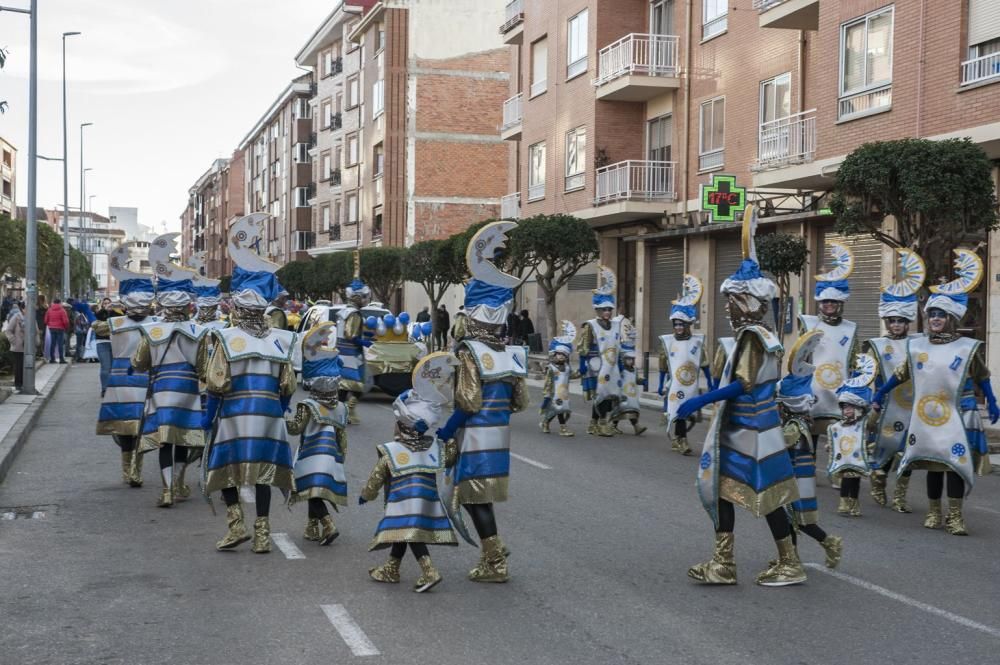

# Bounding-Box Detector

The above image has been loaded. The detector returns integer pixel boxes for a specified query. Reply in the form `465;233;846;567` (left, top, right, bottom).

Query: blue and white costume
578;265;625;437
658;274;709;454
613;329;647;435
540;321;577;436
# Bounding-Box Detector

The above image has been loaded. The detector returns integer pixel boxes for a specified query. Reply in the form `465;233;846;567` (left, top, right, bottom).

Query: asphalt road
1;363;999;665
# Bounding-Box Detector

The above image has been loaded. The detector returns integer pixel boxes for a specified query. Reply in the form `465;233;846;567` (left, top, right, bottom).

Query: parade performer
201;213;298;553
132;234;207;508
613;325;647;435
539;321;577;437
436;221;528;583
678;206;803;587
658;275;710;454
799;241;860;446
866;249;925;512
286;323;347;546
873;249;998;536
360;353;460;593
827;354;876;517
336;251;370;425
577;266;625;437
777;329;843;568
186;251;227;331
96;244;158;488
265;292;289;331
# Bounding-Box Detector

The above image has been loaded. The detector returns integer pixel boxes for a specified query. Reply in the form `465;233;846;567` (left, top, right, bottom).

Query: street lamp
62;31;80;300
80;122;93;253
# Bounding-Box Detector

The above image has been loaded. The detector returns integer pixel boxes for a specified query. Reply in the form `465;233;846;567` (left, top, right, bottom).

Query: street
1;363;999;665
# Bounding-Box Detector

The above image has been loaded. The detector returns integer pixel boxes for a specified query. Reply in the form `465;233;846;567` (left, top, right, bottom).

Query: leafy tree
307;251;353;301
757;232;808;342
360;246;405;306
403;236;467;345
69;247;95;297
276;259;312;299
830;138;999;280
0;214;26;277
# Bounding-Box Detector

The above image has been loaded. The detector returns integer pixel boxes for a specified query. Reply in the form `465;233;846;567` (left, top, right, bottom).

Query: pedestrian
35;295;47;358
72;302;93;361
435;304;450;351
505;310;519;345
1;294;12;325
415;306;430;323
518;309;534;345
828;356;876;517
4;301;25;392
44;297;70;364
93;297;116;395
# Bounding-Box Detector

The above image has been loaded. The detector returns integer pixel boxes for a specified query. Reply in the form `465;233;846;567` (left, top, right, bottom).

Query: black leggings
307;498;329;519
221;485;271;516
675;419;688;438
926;471;965;500
464;503;498;540
543;412;570;425
796;523;828;544
390;542;430;560
158;444;188;469
840;477;861;498
716;499;791;541
114;435;137;453
591;399;615;420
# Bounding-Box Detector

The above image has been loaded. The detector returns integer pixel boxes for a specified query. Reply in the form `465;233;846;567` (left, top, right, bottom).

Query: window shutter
969;0;1000;47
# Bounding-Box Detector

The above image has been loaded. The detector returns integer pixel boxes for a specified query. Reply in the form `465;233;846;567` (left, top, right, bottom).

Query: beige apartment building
501;0;1000;372
181;153;246;278
0;137;15;217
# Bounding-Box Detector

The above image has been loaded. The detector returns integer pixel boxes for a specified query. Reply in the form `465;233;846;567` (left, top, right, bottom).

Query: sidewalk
0;361;70;484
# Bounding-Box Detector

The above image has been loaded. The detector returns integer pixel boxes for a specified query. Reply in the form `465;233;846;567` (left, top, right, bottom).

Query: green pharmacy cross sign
700;174;746;223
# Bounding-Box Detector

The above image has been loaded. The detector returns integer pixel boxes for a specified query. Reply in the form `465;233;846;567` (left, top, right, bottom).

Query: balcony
329;169;342;187
500;192;521;220
961;52;1000;87
752;109;816;171
500;93;523;141
838;84;892;121
324;57;343;78
753;0;819;31
569;160;676;226
329;224;342;241
593;34;680;102
328;112;343;132
500;0;523;45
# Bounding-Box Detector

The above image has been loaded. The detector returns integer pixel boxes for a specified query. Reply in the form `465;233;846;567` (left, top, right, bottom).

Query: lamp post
62;31;80;301
80;122;93;274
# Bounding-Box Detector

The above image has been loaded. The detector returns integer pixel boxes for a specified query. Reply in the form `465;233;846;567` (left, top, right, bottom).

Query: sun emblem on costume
839;435;856;455
230;337;247;353
149;327;164;340
893;383;914;409
916;393;951;427
481;353;495;371
396;452;410;465
557;384;570;400
675;361;698;387
815;362;843;390
602;347;618;365
624;383;637;398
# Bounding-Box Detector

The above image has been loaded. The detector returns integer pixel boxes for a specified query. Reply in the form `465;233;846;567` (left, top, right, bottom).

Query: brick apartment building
181;153;246;277
500;0;1000;374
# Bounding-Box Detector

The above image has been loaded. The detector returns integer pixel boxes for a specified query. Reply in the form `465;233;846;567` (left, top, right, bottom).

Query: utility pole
61;31;81;300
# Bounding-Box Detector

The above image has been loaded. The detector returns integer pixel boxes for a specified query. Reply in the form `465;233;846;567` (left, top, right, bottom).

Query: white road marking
30;511;45;519
272;532;306;560
971;505;1000;516
511;452;551;470
320;604;381;657
239;486;256;504
1;512;15;520
804;563;1000;639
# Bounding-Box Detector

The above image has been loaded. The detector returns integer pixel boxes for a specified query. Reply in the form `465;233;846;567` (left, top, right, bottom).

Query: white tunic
826;419;870;477
585;316;623;404
868;336;914;469
799;315;858;421
659;333;705;430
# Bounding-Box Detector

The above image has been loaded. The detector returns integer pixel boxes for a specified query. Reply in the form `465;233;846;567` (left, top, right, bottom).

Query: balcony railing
838;84;892;121
329;224;342;241
325;57;343;78
703;14;727;39
752;0;786;9
329;112;342;131
500;192;521;220
501;93;523;131
698;149;724;172
527;182;545;202
500;0;523;34
593;34;679;87
961;52;1000;87
329;169;342;187
754;109;816;170
594;160;676;205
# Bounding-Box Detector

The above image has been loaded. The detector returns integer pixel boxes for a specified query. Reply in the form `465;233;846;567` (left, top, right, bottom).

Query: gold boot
156;486;173;508
174;463;191;499
688;532;737;585
923;499;943;529
890;474;912;513
836;497;851;514
318;515;339;545
945;499;968;536
414;555;442;593
369;556;402;583
756;536;807;587
120;451;132;485
540;420;551;434
586;418;598;435
559;424;574;437
870;472;887;507
216;504;251;550
849;497;862;517
468;535;509;583
632;421;647;436
303;518;320;542
821;535;843;569
251;517;271;553
677;436;692;456
596;418;617;437
128;450;143;488
347;395;361;425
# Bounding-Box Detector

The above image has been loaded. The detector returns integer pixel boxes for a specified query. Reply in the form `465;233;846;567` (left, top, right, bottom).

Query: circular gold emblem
916;352;929;365
839;435;856;455
149;327;164;340
815;363;843;390
481;353;495;371
396;452;411;465
916;393;951;427
624;383;637;397
230;337;247;353
893;384;914;409
556;384;570;400
603;347;618;365
675;361;698;387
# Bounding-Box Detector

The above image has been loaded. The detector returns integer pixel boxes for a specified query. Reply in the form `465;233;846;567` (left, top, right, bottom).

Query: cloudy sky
0;0;332;232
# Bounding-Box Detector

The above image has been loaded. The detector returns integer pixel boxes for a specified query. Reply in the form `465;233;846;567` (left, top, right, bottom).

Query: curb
0;363;70;485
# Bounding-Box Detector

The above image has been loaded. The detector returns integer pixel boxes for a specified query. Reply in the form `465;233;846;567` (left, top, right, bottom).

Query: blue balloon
383;314;395;327
365;316;378;329
398;312;410;325
421;322;433;336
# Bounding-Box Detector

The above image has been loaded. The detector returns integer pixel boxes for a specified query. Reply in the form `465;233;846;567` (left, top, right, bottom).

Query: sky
0;0;333;233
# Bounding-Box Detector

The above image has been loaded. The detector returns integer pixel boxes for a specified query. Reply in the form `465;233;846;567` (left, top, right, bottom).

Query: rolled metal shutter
819;228;883;341
712;232;743;341
647;241;685;339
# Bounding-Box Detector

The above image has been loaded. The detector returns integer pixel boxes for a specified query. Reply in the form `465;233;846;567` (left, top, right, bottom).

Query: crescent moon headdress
925;248;983;321
835;353;877;408
549;320;576;357
345;250;371;303
185;251;223;308
150;233;198;308
464;221;518;325
392;352;460;433
670;274;703;323
777;328;824;413
879;249;925;321
719;205;777;301
109;243;155;309
592;265;616;310
301;322;342;390
229;213;285;310
814;240;854;302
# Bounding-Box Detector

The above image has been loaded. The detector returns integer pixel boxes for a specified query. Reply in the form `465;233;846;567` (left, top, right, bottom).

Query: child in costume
359;353;460;593
613;327;647;435
286;322;348;546
577;266;625;437
540;321;577;436
827;354;877;517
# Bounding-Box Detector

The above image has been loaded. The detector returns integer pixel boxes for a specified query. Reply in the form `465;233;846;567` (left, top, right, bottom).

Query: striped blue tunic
97;316;159;437
137;321;207;451
292;399;348;506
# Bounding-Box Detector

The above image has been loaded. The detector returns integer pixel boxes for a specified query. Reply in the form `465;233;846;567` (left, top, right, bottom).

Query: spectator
518;309;535;346
415;306;431;323
44;297;70;364
4;301;25;392
505;311;520;345
36;295;48;357
435;304;450;351
94;297;115;394
1;294;12;324
72;301;95;361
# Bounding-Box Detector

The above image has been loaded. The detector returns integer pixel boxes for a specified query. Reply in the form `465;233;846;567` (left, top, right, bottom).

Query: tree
69;247;96;297
830;138;1000;280
0;214;26;278
403;236;467;344
757;232;809;342
360;246;405;306
276;259;312;300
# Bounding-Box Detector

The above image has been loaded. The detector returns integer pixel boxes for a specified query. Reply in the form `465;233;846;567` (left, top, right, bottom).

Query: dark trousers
74;332;87;360
48;329;65;362
9;351;23;389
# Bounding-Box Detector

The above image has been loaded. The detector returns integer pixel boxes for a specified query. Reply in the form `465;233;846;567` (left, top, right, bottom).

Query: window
531;37;548;97
347;75;360;108
703;0;727;40
699;97;725;171
321;205;331;231
333;143;343;170
964;1;1000;85
335;92;343;114
321;101;332;129
647;114;672;162
347;133;359;165
373;207;383;238
565;127;586;191
347;192;359;223
323;50;333;77
528;141;546;201
334;199;343;227
839;7;893;120
294;187;309;208
567;10;588;79
321;152;332;179
651;0;674;36
760;73;791;124
294;143;309;164
375;24;385;53
372;79;385;118
373;143;384;179
293;98;311;119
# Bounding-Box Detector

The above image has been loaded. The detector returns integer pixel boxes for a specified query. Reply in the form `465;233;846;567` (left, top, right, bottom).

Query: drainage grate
0;504;57;520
